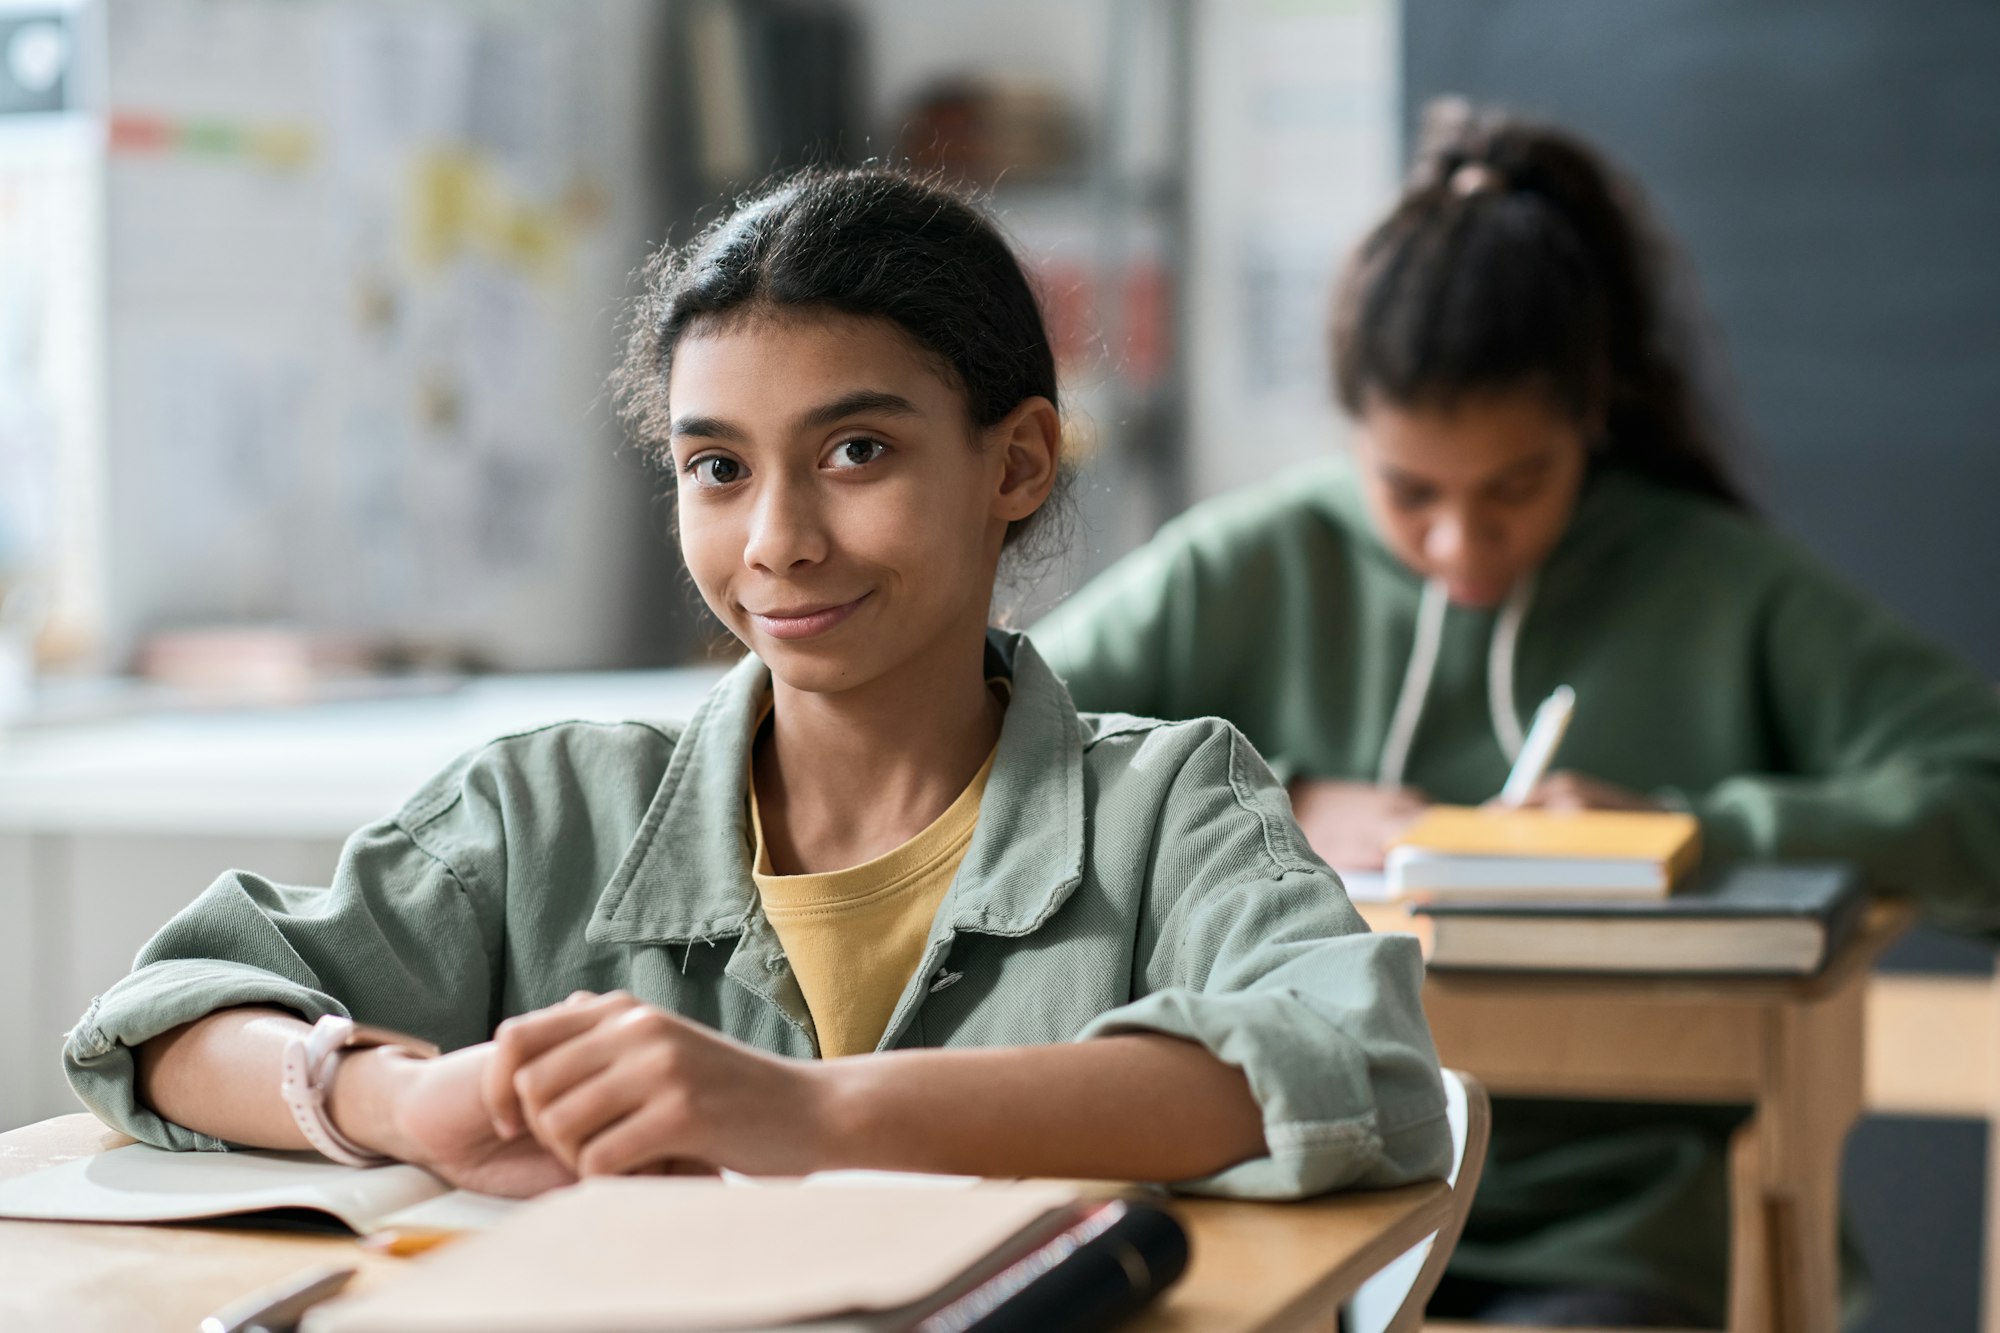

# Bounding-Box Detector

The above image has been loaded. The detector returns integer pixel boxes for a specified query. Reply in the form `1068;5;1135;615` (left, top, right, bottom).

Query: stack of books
1379;807;1865;977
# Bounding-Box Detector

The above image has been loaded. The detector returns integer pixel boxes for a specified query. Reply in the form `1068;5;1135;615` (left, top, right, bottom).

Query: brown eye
827;438;887;470
687;456;743;487
1491;464;1552;505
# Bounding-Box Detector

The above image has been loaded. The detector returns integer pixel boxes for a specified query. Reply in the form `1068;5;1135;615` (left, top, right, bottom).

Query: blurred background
0;1;1995;1328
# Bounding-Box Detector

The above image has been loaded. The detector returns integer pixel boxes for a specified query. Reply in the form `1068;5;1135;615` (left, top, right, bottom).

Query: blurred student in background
1034;99;2000;1326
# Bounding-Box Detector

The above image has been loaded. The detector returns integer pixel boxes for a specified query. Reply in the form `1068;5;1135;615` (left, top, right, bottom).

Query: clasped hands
355;991;837;1197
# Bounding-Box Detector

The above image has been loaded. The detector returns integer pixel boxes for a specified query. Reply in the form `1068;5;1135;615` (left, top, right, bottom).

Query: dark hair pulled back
1333;99;1749;509
616;167;1065;548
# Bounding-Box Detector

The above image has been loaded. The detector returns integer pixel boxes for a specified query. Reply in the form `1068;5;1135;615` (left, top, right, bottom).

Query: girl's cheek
677;523;734;602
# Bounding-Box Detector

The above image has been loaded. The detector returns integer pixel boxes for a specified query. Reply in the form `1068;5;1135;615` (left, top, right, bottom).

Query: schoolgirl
68;169;1448;1202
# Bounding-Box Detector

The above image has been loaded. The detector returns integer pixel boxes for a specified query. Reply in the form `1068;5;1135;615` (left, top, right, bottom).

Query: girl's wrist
325;1047;427;1163
807;1058;885;1171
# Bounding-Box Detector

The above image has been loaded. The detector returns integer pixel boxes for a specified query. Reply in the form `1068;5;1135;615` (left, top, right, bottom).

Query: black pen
200;1262;357;1333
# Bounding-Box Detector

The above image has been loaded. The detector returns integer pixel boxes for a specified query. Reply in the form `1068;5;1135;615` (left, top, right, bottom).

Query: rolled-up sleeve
1077;723;1450;1198
63;816;498;1151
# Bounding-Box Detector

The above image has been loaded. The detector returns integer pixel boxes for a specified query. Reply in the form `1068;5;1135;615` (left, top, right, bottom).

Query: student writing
64;168;1448;1202
1033;101;2000;1325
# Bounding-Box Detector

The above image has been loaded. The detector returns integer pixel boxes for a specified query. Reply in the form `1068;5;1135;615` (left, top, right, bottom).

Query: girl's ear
988;396;1063;524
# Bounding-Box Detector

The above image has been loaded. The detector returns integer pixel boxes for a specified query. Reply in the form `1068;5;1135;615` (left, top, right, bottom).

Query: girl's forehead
674;310;948;397
664;308;968;444
1365;391;1578;459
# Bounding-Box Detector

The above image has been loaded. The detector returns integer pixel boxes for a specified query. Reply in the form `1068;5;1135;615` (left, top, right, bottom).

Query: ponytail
1333;98;1750;510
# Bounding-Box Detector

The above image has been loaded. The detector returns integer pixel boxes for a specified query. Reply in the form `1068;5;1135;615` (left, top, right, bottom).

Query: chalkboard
1405;0;2000;677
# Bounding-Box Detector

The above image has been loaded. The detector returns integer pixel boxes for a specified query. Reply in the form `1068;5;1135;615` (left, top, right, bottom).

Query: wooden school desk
1360;898;1911;1333
1867;956;2000;1333
0;1114;1453;1333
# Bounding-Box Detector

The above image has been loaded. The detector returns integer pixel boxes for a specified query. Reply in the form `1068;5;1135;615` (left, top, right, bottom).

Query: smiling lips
747;593;871;640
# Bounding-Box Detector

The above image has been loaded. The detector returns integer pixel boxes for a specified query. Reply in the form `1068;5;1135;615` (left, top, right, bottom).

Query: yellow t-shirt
749;728;998;1059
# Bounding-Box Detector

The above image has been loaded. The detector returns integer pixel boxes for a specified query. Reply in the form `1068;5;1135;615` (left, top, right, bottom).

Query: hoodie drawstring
1377;579;1447;790
1376;573;1539;789
1488;572;1538;763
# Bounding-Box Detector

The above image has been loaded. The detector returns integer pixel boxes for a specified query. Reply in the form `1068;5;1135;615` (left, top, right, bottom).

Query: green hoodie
1033;458;2000;1320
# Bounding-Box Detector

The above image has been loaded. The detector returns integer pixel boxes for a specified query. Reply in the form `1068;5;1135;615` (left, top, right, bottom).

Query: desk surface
0;1116;1453;1333
1363;900;1909;1111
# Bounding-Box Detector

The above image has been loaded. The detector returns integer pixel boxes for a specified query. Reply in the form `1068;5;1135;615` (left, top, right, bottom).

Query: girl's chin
761;654;888;700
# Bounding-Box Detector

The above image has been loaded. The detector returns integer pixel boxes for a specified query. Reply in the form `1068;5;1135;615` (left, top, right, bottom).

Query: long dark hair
1333;99;1750;510
616;167;1065;549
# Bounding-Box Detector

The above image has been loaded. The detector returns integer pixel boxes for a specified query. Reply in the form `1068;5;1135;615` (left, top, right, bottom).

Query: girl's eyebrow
1485;449;1558;487
669;414;743;441
668;390;923;443
796;390;922;430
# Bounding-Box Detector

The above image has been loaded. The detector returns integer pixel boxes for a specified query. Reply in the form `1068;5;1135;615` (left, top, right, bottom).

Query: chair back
1344;1068;1492;1333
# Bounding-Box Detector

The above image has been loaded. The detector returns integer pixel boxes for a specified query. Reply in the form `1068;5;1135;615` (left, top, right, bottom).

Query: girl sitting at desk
1032;100;2000;1325
64;168;1449;1204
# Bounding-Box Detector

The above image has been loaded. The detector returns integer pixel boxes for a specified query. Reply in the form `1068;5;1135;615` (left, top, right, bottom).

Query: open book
0;1141;515;1234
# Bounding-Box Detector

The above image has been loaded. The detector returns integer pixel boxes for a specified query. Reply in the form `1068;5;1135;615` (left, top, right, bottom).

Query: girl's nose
742;476;829;574
1425;513;1468;568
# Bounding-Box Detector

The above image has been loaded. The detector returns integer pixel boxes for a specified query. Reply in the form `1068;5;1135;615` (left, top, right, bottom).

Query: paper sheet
0;1142;475;1234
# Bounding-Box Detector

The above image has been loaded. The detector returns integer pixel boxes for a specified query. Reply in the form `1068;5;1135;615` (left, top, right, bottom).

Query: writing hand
1502;770;1665;812
1288;778;1429;870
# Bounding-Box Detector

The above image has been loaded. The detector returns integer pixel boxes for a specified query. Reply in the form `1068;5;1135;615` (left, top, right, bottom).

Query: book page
0;1142;465;1233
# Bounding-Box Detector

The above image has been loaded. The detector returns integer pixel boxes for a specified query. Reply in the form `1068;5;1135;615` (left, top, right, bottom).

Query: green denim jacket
63;632;1449;1199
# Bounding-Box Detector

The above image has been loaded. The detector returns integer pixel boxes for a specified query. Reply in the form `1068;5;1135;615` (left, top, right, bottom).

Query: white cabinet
0;830;343;1130
0;667;723;1132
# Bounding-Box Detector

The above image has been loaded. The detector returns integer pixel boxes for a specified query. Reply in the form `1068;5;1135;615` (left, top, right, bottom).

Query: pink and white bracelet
279;1014;440;1166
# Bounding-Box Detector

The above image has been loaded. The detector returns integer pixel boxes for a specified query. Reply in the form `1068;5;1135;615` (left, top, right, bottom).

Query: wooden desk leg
1986;974;2000;1333
1756;982;1866;1333
1728;1115;1775;1333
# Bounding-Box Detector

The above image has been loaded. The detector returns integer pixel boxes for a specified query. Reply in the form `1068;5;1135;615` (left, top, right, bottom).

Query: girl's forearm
139;1013;1266;1184
134;1007;418;1156
818;1034;1266;1182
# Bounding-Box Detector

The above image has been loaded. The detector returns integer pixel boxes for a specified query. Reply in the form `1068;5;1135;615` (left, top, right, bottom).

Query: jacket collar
587;629;1086;946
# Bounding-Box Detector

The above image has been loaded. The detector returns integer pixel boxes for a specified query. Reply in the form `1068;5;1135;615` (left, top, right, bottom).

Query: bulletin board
100;0;669;670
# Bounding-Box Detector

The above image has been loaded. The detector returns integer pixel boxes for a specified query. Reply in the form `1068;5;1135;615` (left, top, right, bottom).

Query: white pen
201;1262;355;1333
1498;684;1576;807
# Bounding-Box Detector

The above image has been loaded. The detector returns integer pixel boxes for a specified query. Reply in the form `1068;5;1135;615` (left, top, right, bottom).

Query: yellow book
1385;806;1702;902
